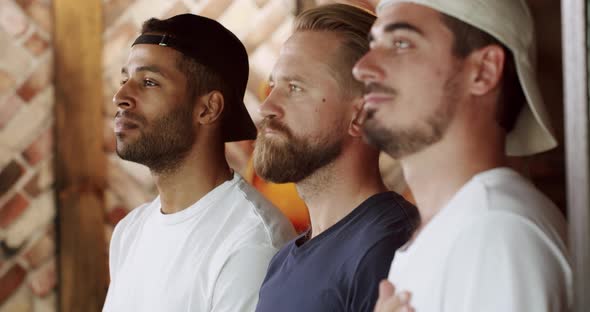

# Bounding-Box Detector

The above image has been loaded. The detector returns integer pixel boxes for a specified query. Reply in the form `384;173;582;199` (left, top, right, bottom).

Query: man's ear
348;97;365;137
468;44;505;96
196;91;225;125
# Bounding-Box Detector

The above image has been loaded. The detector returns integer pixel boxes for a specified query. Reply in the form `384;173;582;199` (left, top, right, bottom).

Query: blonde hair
294;4;376;95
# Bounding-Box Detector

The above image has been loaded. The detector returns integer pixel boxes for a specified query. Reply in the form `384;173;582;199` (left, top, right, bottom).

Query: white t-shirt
103;173;296;312
388;168;572;312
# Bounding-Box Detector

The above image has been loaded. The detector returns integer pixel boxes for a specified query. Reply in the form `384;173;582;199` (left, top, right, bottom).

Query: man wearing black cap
103;14;295;311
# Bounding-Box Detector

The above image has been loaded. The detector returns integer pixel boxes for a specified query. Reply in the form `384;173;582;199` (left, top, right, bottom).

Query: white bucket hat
377;0;557;156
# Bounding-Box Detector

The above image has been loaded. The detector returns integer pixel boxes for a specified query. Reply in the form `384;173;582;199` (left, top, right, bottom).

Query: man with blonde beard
253;4;418;312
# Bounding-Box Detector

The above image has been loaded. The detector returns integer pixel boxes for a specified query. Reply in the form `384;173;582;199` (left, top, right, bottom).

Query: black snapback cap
132;14;257;142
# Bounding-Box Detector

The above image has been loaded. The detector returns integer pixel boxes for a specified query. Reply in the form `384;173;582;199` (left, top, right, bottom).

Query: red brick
23;233;55;269
0;95;25;129
0;193;29;228
24;173;41;197
24;160;53;198
14;0;35;9
16;59;52;102
23;128;53;166
23;32;49;56
0;161;25;197
107;206;127;226
28;259;56;297
0;264;27;305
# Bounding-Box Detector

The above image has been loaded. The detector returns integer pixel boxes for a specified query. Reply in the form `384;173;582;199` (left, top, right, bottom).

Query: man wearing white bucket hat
353;0;572;311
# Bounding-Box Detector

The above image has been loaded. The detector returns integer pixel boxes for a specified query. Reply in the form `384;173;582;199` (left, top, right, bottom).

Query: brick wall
0;0;57;311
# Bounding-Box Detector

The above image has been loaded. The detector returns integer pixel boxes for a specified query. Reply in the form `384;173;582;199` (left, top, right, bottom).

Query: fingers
374;279;395;311
380;280;395;298
374;280;414;312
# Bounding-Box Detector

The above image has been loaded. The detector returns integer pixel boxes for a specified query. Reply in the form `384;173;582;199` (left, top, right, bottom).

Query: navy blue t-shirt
255;191;418;312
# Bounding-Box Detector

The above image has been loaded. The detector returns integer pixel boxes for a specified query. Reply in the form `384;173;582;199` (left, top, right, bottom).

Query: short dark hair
140;18;236;117
294;4;376;97
440;14;525;133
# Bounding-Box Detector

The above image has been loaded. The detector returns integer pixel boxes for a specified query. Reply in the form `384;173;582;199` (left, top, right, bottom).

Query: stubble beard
115;102;196;175
363;73;460;159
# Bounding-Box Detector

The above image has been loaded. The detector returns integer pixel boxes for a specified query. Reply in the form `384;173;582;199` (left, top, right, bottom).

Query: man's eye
120;79;128;86
143;79;158;87
394;40;411;49
289;84;302;92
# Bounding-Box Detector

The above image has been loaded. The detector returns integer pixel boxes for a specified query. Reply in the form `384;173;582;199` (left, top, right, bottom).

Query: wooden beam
53;0;108;311
562;0;589;310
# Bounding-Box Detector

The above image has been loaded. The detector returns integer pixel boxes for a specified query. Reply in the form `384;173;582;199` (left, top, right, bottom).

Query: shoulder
216;174;296;249
366;192;418;225
465;168;567;241
449;169;569;263
353;192;418;244
472;168;560;214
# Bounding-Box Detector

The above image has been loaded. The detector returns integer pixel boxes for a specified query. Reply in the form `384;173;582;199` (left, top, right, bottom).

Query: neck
152;140;232;214
401;119;507;229
297;142;387;238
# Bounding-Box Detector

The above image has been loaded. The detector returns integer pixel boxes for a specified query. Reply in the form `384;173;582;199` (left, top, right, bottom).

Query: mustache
363;82;396;95
115;110;147;125
257;118;293;138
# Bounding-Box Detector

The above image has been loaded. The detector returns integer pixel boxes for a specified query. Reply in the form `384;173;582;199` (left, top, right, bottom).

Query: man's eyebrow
383;22;424;35
281;74;305;83
270;74;306;84
369;22;424;41
120;65;167;77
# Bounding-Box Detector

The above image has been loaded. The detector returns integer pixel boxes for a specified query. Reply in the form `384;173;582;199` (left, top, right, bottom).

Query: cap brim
224;100;257;142
507;58;557;156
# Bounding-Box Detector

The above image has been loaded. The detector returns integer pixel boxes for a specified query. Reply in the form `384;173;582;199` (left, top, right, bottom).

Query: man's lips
353;93;393;126
257;119;292;139
362;93;393;111
114;118;140;133
260;126;288;139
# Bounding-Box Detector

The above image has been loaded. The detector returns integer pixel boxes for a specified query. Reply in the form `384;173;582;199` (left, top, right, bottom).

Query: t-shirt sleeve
441;213;571;312
349;238;398;312
210;245;278;312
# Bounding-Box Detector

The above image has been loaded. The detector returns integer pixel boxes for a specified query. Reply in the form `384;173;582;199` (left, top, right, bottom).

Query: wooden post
53;0;108;311
562;0;589;310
